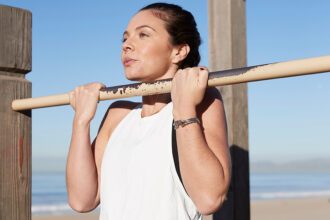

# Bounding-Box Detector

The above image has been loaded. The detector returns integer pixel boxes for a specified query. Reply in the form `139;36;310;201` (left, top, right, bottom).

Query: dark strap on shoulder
172;120;187;192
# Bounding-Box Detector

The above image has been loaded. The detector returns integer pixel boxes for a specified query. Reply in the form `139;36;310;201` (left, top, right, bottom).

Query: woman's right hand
69;82;106;124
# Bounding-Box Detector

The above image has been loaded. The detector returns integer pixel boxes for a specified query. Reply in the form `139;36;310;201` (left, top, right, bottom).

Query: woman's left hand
171;66;209;119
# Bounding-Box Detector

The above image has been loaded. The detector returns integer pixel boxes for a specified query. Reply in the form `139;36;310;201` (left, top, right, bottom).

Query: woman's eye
122;38;127;43
139;32;148;38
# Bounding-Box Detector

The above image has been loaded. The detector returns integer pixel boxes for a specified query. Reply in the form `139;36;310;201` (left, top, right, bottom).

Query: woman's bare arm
66;116;100;212
66;82;106;212
174;88;230;215
171;68;231;215
66;88;137;212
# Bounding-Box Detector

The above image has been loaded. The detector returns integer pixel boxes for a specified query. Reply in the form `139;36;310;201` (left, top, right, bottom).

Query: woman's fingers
171;66;209;114
69;82;106;122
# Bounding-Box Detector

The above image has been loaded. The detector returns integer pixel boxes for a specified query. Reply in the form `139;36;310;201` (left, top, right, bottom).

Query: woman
66;3;231;220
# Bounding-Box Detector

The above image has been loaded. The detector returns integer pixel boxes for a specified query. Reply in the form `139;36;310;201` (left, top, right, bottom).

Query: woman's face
121;10;177;82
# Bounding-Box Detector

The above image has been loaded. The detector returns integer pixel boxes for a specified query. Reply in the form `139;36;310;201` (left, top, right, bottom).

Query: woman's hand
171;66;209;119
69;82;106;124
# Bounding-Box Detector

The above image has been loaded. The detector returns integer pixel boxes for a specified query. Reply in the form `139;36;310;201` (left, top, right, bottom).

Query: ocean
32;172;330;215
251;173;330;200
32;173;72;215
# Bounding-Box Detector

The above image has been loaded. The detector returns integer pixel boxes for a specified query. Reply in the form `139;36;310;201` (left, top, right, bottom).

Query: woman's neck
141;93;171;118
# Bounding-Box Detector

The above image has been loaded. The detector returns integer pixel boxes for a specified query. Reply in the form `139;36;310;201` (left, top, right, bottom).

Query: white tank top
100;102;202;220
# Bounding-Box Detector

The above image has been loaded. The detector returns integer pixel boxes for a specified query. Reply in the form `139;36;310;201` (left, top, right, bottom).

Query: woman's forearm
175;114;229;214
66;116;99;212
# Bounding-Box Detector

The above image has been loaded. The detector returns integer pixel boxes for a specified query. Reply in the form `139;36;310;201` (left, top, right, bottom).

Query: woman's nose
122;38;134;52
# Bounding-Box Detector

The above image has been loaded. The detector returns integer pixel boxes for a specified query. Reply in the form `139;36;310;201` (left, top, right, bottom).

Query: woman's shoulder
105;100;140;124
197;87;223;115
98;100;140;134
108;100;140;112
204;87;223;103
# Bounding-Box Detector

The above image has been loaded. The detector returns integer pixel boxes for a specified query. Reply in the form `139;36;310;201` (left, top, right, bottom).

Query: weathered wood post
205;0;250;219
0;5;32;220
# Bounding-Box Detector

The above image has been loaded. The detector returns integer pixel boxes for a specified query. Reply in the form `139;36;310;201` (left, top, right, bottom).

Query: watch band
173;118;200;130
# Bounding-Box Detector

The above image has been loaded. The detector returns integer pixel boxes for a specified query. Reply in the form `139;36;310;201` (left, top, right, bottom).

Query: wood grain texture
0;4;32;220
0;76;32;220
0;5;32;73
208;0;250;219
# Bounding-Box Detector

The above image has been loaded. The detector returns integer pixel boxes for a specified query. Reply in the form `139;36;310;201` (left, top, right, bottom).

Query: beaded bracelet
173;118;200;130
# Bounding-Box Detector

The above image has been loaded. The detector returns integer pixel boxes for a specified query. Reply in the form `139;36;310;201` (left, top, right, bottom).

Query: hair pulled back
140;3;201;69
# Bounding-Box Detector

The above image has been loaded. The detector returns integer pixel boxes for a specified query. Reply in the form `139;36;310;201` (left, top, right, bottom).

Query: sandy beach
32;211;99;220
251;197;330;220
31;196;330;220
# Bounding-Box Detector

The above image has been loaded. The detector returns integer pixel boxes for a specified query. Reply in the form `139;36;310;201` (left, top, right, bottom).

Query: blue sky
2;0;330;168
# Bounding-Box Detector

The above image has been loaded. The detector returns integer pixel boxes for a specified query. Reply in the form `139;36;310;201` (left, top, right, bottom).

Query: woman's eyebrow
136;25;156;32
123;25;157;37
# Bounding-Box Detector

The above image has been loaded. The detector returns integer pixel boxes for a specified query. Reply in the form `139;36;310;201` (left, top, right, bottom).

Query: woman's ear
172;44;190;65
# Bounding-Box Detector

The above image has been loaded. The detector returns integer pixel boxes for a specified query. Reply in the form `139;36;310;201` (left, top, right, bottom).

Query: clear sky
2;0;330;169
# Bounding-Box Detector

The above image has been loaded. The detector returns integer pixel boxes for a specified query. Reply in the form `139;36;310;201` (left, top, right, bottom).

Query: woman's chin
124;70;166;83
125;73;143;82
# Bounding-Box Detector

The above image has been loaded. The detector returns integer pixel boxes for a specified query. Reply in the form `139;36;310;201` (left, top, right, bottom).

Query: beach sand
251;197;330;220
32;197;330;220
32;211;99;220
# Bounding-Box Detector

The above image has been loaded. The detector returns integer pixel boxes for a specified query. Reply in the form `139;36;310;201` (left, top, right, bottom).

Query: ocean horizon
31;171;330;215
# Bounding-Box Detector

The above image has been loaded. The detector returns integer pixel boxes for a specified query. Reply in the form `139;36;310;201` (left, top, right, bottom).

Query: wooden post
0;5;32;220
206;0;250;220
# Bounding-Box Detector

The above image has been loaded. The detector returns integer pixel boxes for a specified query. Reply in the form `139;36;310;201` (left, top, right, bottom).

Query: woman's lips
123;58;137;66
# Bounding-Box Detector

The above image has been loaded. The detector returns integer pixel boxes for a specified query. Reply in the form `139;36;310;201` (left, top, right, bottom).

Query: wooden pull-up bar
12;55;330;111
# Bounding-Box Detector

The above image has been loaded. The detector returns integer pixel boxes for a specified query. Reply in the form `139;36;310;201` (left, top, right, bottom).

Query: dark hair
140;3;201;69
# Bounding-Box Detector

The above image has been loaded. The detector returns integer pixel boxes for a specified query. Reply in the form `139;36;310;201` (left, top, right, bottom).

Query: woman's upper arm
198;88;231;187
